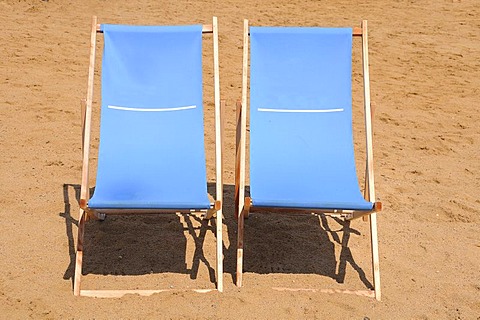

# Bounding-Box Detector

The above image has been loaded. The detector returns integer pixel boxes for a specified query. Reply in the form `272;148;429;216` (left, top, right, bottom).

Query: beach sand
0;0;479;318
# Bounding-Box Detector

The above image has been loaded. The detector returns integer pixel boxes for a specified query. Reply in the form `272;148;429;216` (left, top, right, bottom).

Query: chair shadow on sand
220;185;373;289
60;183;217;289
60;182;372;290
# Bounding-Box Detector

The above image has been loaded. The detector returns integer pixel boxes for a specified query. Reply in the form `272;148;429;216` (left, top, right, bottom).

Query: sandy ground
1;0;479;318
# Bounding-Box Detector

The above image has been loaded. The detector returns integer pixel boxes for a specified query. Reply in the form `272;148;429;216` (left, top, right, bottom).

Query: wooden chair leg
369;212;381;300
216;209;223;292
74;209;86;296
236;208;245;287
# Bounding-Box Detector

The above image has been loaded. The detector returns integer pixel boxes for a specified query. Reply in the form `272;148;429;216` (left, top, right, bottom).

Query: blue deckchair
235;20;382;300
75;16;223;297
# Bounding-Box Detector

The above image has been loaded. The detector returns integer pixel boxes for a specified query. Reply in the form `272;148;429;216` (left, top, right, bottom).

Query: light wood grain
96;24;214;33
361;20;381;301
80;289;214;298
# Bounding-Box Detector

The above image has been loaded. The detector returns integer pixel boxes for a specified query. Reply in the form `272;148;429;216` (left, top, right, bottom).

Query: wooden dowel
96;24;214;33
247;26;362;37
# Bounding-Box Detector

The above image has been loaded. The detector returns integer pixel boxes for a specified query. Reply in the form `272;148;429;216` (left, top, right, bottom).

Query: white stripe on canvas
258;108;344;113
108;105;197;112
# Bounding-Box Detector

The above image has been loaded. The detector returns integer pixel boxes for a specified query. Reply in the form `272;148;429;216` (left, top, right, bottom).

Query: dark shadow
320;216;373;289
241;211;337;276
59;183;81;286
184;213;216;282
60;182;372;290
60;183;216;286
224;183;373;289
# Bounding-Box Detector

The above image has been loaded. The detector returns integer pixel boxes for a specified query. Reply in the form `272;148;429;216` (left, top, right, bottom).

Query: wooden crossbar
95;24;213;33
247;26;362;37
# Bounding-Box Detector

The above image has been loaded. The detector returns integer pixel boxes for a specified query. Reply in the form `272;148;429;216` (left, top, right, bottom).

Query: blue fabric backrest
88;24;211;210
249;27;373;210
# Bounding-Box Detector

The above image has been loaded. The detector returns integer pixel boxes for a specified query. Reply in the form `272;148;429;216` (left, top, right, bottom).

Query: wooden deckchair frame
235;20;382;300
74;16;224;297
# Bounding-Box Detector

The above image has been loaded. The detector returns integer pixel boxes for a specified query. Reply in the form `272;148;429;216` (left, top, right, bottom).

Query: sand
0;0;479;318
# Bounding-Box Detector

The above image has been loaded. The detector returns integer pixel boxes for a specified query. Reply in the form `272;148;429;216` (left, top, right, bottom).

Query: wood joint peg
79;198;87;210
244;197;252;219
244;197;252;211
353;26;363;36
214;200;222;211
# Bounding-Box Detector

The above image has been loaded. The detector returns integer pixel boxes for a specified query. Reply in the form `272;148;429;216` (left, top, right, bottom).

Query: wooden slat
80;289;214;298
96;24;214;33
361;20;381;302
79;16;97;206
74;15;98;297
272;287;375;298
73;252;83;296
212;16;222;208
362;20;376;215
235;19;249;289
238;19;249;219
234;100;243;216
212;16;223;293
370;211;381;301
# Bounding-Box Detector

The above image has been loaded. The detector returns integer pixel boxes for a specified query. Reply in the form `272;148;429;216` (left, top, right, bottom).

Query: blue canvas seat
74;17;223;297
235;20;382;300
249;27;373;211
88;24;210;210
